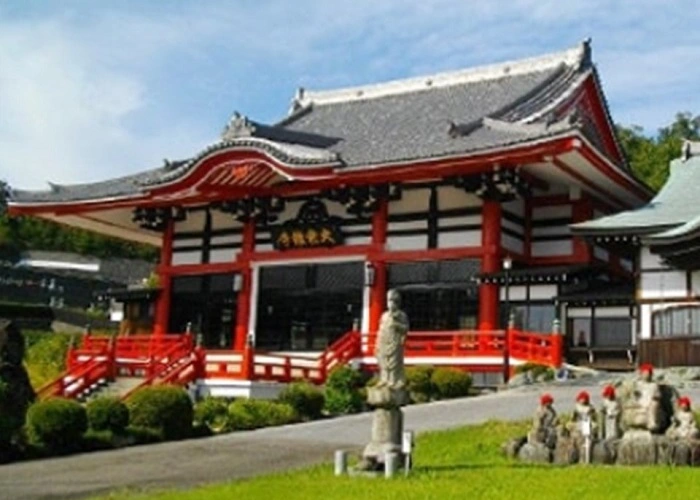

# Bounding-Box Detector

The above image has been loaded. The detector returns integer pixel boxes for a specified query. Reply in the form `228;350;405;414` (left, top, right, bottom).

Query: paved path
3;384;700;500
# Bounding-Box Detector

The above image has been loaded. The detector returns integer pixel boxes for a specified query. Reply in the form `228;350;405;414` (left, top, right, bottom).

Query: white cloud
0;1;698;189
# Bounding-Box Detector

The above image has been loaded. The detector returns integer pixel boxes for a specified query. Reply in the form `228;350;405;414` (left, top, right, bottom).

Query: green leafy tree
617;112;700;192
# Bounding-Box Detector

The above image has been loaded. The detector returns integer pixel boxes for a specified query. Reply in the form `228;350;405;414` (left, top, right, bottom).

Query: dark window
594;318;631;347
510;303;555;332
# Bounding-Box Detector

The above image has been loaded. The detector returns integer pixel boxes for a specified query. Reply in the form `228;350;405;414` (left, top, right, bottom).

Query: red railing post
241;340;254;380
108;335;117;380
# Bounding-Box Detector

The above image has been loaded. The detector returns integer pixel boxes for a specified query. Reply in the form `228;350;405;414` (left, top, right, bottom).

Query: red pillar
234;220;255;351
479;199;501;331
368;199;388;354
153;217;174;336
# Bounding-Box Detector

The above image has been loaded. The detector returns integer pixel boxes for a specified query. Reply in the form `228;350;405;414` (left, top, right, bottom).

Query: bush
86;397;129;433
26;398;87;453
406;366;436;403
82;429;117;452
324;366;365;415
126;385;193;440
278;381;325;421
125;425;163;445
514;362;555;382
227;399;298;431
431;368;472;399
193;397;229;432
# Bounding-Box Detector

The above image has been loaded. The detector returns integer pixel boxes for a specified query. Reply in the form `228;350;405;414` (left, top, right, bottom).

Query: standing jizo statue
376;289;410;389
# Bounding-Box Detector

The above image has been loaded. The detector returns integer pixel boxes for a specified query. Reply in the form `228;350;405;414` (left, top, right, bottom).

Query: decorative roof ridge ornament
221;111;257;140
681;140;700;161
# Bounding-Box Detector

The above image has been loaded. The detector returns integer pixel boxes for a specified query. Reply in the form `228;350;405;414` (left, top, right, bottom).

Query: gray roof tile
10;41;603;206
572;148;700;235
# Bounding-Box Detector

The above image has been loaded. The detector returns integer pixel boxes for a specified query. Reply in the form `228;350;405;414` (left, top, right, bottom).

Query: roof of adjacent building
572;140;700;237
15;250;154;285
10;40;620;206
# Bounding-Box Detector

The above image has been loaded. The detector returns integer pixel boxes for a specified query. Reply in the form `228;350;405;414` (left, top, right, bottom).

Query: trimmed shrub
406;366;436;403
82;429;117;452
278;381;325;421
324;366;365;415
193;397;229;433
26;398;87;453
126;385;193;440
431;368;472;399
86;397;129;433
227;399;298;431
125;425;164;445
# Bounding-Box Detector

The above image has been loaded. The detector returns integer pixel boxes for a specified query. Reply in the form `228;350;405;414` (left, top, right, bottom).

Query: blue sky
1;0;699;189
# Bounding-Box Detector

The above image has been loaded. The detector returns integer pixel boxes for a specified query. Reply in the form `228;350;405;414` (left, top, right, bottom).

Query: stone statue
666;397;700;441
567;391;598;441
356;290;410;473
376;289;409;389
527;393;558;448
621;363;664;433
599;385;622;440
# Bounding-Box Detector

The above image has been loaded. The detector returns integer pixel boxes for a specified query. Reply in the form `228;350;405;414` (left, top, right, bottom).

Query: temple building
9;40;652;396
573;141;700;367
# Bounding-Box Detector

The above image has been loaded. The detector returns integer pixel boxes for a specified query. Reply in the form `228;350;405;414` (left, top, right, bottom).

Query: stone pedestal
356;386;409;472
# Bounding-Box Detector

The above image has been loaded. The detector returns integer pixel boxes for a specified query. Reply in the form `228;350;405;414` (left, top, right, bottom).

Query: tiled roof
572;141;700;236
10;41;605;205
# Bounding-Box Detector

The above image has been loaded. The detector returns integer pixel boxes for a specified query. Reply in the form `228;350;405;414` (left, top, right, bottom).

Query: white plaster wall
532;240;573;257
389;188;430;214
640;271;687;299
499;285;527;301
386;234;428;251
529;284;558;300
640;246;666;270
437;185;481;210
532;204;572;220
438;230;482;248
171;250;202;265
501;234;524;254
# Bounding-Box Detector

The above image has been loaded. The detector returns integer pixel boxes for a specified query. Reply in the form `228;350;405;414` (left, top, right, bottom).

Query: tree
617;112;700;192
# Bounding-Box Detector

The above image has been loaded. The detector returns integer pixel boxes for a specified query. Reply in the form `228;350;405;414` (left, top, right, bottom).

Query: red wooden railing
38;332;195;400
40;327;562;400
203;330;362;384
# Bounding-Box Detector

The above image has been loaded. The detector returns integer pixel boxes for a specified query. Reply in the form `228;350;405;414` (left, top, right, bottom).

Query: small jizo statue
599;384;622;440
623;363;663;432
567;390;598;441
528;393;558;448
376;289;410;389
666;396;700;441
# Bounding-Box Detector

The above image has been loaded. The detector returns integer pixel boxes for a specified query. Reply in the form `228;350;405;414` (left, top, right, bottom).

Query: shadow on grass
415;462;559;473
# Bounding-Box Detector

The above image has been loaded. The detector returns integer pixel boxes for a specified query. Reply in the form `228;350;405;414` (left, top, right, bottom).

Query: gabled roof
9;40;628;208
572;141;700;236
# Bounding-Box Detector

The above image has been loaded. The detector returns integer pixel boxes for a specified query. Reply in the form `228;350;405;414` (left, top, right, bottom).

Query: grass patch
93;419;700;500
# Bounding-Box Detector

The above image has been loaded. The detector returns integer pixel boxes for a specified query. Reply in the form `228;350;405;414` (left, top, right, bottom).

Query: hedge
431;367;472;399
324;366;366;415
193;397;230;433
26;398;87;453
126;386;193;440
278;381;325;421
406;366;436;403
227;399;298;431
86;397;129;433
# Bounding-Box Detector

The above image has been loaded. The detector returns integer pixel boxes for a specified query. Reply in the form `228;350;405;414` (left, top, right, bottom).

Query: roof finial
682;140;692;161
222;111;256;140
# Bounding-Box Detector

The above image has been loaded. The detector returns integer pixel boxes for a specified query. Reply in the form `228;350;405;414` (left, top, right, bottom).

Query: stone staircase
80;376;145;402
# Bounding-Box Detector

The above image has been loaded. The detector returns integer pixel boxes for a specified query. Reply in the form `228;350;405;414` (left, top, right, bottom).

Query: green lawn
99;420;700;500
